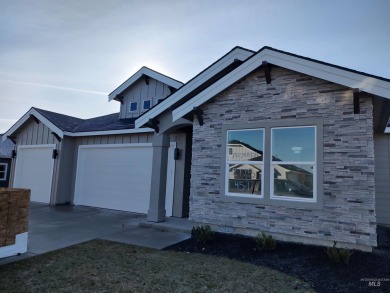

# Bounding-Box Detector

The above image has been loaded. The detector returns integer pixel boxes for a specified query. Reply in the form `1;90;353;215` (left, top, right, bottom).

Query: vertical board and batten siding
120;78;172;119
68;132;154;203
9;120;61;204
374;133;390;225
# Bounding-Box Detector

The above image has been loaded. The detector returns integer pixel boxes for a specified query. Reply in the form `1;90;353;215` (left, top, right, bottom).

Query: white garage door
74;143;175;215
13;145;56;203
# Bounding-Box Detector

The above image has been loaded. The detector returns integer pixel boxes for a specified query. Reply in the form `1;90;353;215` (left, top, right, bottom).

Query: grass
0;239;313;293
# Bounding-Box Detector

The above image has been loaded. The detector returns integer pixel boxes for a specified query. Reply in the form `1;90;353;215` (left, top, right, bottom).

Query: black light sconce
52;149;59;159
174;148;180;160
12;150;17;158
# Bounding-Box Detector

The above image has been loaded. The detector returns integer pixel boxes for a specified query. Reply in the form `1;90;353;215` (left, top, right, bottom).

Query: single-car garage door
13;144;56;203
74;143;175;215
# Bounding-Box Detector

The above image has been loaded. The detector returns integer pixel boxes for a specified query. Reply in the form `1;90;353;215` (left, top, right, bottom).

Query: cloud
0;78;108;95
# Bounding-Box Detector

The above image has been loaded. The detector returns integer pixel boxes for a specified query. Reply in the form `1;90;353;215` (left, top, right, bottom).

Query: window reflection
272;127;315;162
272;164;314;199
227;129;263;162
228;164;262;195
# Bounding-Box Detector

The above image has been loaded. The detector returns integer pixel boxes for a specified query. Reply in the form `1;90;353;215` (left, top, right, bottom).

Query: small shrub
326;241;353;265
191;225;214;244
255;232;277;251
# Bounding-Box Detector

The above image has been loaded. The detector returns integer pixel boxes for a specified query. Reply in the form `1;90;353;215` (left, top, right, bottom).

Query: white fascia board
135;48;254;128
108;67;183;101
64;127;154;137
2;108;64;141
173;48;390;121
385;127;390;133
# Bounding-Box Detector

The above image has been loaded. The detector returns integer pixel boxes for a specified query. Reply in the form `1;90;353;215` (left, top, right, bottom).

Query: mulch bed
164;226;390;293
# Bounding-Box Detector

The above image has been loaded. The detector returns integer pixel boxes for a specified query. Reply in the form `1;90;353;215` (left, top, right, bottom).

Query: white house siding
190;66;376;251
10;120;61;204
374;133;390;225
119;78;172;119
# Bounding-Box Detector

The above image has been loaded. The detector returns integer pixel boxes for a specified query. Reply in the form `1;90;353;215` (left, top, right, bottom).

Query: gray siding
119;78;172;119
374;133;390;225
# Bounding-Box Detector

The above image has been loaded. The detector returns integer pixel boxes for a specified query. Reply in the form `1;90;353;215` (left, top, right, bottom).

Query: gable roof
2;107;152;141
171;46;390;122
135;46;255;128
0;134;14;158
108;66;183;102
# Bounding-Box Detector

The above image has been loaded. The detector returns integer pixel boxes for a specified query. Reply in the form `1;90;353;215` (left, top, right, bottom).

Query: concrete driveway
0;202;191;265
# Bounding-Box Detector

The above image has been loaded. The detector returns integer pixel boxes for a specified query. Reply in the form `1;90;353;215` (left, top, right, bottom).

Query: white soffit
2;108;64;141
135;47;254;128
172;48;390;122
109;67;183;102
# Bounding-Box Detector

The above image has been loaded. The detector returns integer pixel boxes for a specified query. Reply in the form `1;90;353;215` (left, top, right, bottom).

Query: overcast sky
1;0;389;133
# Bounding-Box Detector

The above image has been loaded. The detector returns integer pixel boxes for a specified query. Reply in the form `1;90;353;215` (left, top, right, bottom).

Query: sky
1;0;389;133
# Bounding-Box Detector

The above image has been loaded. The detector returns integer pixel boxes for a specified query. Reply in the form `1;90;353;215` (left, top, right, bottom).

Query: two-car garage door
74;143;175;215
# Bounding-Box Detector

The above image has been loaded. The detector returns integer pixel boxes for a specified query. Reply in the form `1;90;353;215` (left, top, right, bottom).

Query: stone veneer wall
189;66;376;251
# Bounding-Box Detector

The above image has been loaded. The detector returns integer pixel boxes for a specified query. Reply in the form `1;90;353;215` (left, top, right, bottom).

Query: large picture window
271;126;316;202
223;120;322;206
226;129;264;197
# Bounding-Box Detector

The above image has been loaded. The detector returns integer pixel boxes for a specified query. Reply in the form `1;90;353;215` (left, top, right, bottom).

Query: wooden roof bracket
143;75;150;85
7;136;16;144
115;94;125;105
146;118;160;133
168;86;177;94
262;61;272;84
29;114;40;124
193;107;204;126
353;88;360;114
51;132;62;142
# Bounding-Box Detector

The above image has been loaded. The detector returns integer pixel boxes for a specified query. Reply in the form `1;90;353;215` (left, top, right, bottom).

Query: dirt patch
0;239;313;293
165;226;390;293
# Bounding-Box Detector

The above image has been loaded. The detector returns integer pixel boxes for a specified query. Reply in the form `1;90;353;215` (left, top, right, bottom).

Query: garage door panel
13;145;55;203
74;144;154;214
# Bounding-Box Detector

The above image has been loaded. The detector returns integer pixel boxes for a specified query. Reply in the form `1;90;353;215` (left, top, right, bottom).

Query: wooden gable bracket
353;88;360;114
168;86;177;94
262;61;272;84
146;118;160;133
116;94;125;105
7;136;16;144
143;75;150;85
29;114;40;124
193;107;204;126
51;132;62;142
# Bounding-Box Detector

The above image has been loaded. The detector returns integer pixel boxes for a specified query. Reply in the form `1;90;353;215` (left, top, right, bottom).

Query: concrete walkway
0;202;192;265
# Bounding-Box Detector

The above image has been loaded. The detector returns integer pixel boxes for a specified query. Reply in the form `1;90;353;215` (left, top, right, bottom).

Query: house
0;135;14;187
3;46;390;251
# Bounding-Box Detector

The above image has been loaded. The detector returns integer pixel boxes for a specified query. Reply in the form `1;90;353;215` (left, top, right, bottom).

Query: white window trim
142;100;152;111
225;128;265;198
220;118;323;209
0;163;7;180
129;102;138;113
270;126;317;203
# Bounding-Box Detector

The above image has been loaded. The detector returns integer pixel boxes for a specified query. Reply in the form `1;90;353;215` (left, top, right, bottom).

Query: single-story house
3;46;390;251
0;134;14;187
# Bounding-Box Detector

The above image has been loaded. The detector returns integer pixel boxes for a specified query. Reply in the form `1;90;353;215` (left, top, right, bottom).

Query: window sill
215;194;323;210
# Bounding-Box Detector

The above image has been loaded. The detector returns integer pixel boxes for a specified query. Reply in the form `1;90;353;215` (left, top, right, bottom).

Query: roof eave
135;47;254;128
172;47;390;122
108;67;183;102
3;108;64;141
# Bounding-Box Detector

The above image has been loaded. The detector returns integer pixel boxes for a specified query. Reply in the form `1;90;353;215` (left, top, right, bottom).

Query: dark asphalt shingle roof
0;135;14;157
34;108;136;133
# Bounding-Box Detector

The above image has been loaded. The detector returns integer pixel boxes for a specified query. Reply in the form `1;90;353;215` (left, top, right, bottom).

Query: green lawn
0;240;314;293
